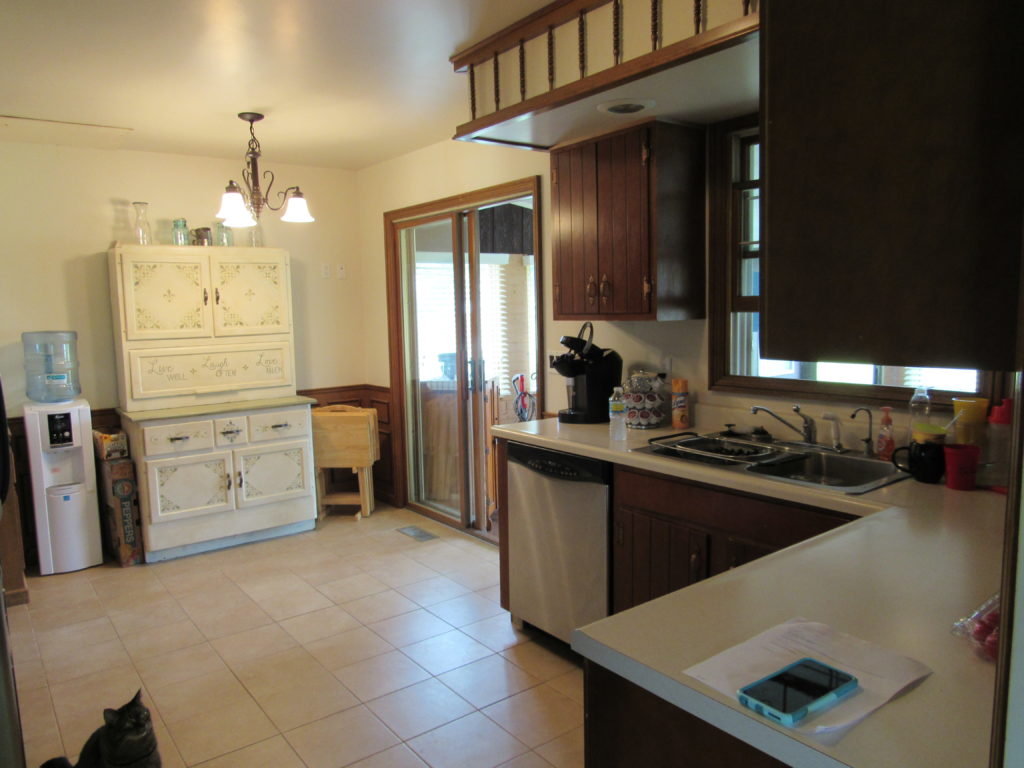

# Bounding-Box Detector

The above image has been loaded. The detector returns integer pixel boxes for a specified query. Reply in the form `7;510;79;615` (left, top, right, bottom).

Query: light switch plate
336;265;347;280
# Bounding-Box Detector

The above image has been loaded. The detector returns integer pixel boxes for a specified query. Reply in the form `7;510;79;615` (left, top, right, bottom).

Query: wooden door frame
383;177;543;524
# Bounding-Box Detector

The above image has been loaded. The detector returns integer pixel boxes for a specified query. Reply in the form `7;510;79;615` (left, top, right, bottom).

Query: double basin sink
635;432;909;495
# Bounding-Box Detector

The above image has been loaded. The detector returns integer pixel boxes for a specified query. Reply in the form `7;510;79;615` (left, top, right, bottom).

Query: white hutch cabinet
108;244;316;561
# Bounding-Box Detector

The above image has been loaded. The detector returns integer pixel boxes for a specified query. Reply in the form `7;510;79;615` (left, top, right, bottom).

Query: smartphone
737;657;858;727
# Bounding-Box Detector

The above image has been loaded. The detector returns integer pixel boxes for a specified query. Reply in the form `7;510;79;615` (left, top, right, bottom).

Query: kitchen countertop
491;418;1007;768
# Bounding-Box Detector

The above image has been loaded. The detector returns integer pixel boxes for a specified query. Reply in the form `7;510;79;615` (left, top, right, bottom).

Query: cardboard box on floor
97;458;143;566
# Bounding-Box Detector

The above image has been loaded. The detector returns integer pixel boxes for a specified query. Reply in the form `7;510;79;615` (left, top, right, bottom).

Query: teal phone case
737;657;858;727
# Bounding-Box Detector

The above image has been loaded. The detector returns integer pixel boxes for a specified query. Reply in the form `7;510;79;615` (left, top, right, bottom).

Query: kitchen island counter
491;419;1006;768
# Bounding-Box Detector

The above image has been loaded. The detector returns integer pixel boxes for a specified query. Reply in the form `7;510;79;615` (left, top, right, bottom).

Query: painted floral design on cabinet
240;447;305;500
128;260;208;337
215;261;286;332
155;459;229;515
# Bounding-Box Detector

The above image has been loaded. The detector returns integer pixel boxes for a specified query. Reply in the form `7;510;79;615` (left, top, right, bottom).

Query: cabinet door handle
585;275;597;305
237;470;243;488
203;288;209;305
226;473;232;490
642;275;652;301
689;551;701;583
270;422;290;430
168;435;190;443
215;287;221;305
599;274;611;305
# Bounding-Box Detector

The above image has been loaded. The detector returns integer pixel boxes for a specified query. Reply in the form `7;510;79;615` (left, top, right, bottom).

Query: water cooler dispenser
21;332;102;575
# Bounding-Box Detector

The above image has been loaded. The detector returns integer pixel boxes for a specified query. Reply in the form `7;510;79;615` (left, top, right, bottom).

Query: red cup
944;444;981;490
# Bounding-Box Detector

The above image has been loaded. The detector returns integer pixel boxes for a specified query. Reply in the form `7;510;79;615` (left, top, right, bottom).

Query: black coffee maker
549;322;623;423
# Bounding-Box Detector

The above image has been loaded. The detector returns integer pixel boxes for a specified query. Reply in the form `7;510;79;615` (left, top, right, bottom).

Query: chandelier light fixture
216;112;314;229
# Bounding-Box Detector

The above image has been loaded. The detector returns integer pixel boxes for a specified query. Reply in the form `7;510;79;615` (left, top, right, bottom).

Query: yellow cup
911;422;946;444
952;397;989;445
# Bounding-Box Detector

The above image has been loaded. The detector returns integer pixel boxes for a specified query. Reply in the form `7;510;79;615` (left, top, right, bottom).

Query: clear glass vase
132;201;153;245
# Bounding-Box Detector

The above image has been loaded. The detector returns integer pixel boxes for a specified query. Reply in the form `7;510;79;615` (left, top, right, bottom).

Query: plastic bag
952;593;1000;661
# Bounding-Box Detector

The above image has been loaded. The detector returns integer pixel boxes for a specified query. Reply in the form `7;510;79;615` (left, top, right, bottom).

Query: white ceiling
0;0;553;170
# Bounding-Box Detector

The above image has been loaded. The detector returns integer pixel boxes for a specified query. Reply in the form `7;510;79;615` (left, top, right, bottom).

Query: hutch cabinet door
210;251;291;336
234;439;312;508
121;251;213;341
145;451;233;524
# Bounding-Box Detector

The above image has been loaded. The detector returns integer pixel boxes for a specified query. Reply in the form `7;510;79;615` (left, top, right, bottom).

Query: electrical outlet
336;264;347;280
320;264;330;279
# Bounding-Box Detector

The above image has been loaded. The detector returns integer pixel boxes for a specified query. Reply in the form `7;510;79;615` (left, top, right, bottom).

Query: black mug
892;441;945;483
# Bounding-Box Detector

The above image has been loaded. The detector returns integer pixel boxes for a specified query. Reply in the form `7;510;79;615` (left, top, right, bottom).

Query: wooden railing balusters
547;25;555;90
493;51;500;111
578;10;588;79
613;0;622;65
519;39;526;101
651;0;661;51
469;63;477;120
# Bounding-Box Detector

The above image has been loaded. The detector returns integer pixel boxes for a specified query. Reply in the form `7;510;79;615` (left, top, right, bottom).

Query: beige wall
0;141;359;416
1;134;853;428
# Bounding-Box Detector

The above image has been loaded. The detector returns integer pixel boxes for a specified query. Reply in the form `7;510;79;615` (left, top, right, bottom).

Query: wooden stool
311;405;380;520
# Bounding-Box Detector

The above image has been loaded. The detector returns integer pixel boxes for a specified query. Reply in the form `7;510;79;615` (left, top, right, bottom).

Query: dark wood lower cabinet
612;466;853;613
585;660;789;768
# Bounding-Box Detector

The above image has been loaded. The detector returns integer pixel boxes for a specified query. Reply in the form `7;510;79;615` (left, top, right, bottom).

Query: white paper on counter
683;618;932;746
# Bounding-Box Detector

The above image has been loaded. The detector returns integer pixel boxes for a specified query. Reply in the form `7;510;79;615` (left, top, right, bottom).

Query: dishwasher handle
507;441;611;485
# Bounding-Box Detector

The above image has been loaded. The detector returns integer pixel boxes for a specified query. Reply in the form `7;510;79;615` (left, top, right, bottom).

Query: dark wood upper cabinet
761;0;1024;371
551;121;706;321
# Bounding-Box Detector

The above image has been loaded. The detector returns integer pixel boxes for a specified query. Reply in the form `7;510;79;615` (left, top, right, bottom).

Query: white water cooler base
44;483;102;574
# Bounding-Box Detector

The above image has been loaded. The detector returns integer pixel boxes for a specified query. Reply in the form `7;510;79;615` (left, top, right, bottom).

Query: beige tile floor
10;505;584;768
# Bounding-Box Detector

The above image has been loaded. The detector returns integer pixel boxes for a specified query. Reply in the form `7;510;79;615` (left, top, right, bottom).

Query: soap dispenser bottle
875;406;895;460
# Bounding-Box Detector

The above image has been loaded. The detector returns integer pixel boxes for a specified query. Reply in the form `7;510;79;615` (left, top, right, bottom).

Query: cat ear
132;689;143;705
104;708;119;726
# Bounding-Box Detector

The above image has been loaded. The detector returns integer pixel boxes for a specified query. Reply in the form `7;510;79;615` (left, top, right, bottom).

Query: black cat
41;689;160;768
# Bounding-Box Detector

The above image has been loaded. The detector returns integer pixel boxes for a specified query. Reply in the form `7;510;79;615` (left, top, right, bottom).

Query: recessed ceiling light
597;98;656;115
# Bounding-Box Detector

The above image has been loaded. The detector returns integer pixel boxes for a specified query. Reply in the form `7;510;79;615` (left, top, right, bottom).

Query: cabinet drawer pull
220;428;242;436
270;422;290;430
203;288;209;305
167;435;190;443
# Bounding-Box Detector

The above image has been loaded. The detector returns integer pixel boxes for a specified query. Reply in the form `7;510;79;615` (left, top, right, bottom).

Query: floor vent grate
397;525;438;542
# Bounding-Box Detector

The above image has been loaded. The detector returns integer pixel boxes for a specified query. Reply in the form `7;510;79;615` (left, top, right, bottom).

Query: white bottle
609;386;627;441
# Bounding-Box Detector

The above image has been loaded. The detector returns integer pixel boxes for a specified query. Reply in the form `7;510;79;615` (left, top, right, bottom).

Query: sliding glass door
391;184;539;538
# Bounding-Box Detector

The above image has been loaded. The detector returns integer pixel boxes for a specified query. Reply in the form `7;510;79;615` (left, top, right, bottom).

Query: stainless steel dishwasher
507;442;610;643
